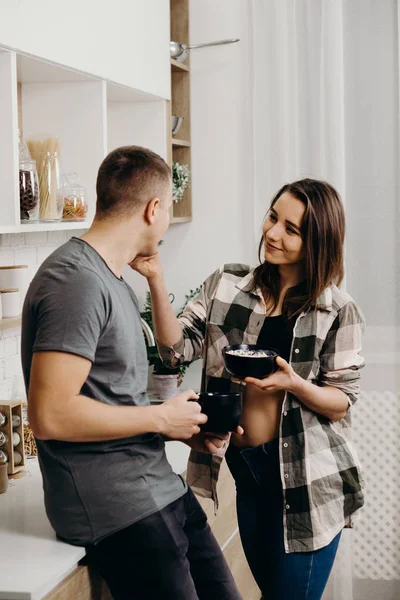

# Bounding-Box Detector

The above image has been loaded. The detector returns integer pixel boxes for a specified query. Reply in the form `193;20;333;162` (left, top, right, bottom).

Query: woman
134;179;365;600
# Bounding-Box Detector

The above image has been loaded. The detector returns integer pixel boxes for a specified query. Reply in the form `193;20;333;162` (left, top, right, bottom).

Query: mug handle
272;353;280;373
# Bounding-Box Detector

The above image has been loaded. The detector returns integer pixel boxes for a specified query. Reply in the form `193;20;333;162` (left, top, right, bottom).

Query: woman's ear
144;197;160;225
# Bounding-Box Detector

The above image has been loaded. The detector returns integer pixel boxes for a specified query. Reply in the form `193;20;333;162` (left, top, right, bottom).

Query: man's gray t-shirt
21;237;187;546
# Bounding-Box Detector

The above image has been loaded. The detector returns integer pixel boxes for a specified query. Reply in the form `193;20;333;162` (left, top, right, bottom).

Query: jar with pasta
61;172;88;222
26;137;63;222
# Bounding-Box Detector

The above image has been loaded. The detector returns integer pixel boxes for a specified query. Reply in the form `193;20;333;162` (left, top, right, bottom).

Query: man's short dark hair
95;146;171;219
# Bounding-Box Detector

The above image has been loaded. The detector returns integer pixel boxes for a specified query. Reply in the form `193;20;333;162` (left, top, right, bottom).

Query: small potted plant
172;161;190;203
140;288;200;400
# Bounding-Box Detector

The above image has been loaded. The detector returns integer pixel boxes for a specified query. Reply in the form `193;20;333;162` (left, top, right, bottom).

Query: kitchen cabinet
0;49;169;234
0;1;170;100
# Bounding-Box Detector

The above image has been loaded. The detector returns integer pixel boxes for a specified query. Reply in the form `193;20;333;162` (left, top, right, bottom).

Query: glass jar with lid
61;172;88;222
19;158;40;222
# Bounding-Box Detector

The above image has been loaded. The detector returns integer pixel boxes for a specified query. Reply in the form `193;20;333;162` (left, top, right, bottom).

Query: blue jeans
225;439;341;600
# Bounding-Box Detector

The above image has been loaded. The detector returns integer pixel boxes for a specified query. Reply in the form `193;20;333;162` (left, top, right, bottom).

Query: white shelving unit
0;48;170;234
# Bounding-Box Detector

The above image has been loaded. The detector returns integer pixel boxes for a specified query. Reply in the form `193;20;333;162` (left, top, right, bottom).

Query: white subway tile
10;233;25;247
0;340;5;359
0;379;13;400
5;356;21;379
0;361;4;384
14;377;26;401
24;232;48;246
3;327;21;339
1;234;13;247
13;247;37;268
36;245;58;265
47;231;67;244
4;337;17;356
0;249;14;266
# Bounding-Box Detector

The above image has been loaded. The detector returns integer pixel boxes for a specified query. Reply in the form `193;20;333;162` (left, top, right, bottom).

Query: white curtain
251;1;400;599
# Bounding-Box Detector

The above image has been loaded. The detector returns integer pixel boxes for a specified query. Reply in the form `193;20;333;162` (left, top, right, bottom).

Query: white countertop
0;459;85;600
0;443;190;600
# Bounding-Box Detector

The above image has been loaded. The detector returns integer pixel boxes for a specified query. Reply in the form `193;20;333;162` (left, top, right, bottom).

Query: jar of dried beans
19;158;40;222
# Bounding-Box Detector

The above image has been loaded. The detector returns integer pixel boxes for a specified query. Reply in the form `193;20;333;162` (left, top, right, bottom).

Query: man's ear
144;197;160;225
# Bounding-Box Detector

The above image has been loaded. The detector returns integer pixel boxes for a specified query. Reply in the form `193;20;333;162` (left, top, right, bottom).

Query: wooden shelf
169;0;192;224
170;216;192;224
170;59;189;72
172;138;191;147
0;316;22;330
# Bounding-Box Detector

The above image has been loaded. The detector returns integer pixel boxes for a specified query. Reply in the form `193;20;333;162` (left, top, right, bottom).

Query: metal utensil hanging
170;38;240;63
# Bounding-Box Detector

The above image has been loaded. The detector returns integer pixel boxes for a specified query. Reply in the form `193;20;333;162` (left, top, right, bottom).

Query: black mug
197;392;242;433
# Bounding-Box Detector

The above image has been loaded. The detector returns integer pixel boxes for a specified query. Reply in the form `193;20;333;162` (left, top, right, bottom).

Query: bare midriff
230;383;284;448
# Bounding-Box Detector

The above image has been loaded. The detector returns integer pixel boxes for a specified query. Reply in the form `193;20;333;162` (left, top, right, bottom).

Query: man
21;146;242;600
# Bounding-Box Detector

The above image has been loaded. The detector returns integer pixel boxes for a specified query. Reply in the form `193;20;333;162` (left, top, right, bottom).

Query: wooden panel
224;534;261;600
170;0;192;222
171;58;189;72
43;565;112;600
0;316;22;330
172;144;192;220
172;138;191;147
170;0;190;47
171;70;191;142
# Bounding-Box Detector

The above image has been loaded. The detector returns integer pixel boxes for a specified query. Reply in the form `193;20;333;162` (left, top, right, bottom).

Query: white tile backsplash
0;230;83;402
0;249;14;266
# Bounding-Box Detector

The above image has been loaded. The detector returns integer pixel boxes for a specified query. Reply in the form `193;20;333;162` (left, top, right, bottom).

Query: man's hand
157;390;207;439
186;426;244;457
244;356;298;392
129;253;163;281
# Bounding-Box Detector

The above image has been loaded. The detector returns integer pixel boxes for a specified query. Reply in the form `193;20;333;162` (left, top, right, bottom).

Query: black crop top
257;314;293;362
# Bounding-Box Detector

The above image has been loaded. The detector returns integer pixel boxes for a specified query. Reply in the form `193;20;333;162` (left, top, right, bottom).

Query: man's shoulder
29;242;108;302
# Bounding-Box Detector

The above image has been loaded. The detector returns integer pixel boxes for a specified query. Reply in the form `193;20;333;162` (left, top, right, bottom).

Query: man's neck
81;220;139;278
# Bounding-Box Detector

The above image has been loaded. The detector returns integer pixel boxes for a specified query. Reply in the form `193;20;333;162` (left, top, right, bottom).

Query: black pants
86;487;242;600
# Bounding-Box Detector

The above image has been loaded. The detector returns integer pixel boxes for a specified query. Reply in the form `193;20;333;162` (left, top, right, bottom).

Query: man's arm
28;351;206;442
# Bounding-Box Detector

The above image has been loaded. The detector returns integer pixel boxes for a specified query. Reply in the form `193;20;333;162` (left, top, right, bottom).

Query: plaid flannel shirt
159;264;365;552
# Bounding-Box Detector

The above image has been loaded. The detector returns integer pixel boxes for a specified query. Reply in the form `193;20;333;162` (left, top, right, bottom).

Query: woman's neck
278;263;304;292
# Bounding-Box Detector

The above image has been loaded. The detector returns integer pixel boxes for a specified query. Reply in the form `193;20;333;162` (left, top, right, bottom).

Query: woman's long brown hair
252;178;345;320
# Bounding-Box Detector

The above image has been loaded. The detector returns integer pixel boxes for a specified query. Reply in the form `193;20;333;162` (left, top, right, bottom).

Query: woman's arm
130;254;182;347
130;254;222;366
245;300;365;421
245;356;349;421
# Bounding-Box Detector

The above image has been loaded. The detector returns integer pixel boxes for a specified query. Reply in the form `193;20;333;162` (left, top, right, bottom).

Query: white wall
124;0;255;310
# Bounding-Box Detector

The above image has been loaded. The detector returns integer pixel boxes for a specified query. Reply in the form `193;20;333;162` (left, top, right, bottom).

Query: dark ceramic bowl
198;392;242;433
222;344;279;380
